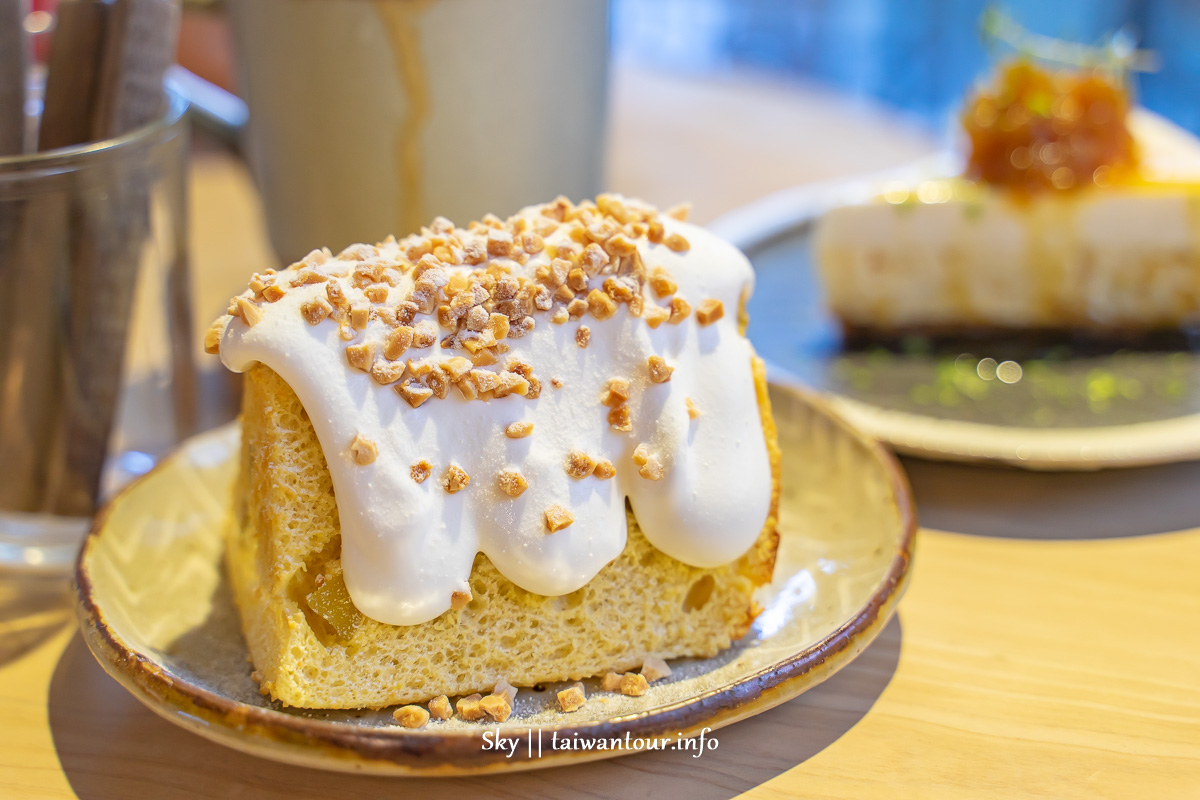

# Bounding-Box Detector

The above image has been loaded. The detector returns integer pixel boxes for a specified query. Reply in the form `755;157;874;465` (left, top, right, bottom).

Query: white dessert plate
713;163;1200;471
73;383;915;776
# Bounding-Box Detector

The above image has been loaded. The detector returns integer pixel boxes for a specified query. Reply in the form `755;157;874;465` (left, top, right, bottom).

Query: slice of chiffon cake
209;195;780;710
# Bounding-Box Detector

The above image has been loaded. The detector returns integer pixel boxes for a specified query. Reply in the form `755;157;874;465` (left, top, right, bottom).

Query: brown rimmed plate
73;383;916;776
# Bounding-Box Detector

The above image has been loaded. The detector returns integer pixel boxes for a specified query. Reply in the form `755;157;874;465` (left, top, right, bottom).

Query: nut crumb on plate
640;656;672;682
620;673;650;696
558;683;587;713
428;695;453;720
479;693;513;722
456;694;486;721
492;679;518;705
393;705;430;728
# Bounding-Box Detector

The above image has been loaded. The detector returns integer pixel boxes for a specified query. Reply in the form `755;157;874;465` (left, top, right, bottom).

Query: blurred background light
613;0;1200;135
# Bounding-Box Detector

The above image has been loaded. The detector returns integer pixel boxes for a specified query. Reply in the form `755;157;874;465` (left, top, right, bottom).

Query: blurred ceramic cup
229;0;611;263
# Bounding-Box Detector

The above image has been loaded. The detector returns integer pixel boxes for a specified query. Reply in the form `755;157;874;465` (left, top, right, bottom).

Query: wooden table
2;66;1199;799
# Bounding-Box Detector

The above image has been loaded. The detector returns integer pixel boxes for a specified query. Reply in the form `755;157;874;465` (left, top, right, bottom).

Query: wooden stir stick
0;0;26;155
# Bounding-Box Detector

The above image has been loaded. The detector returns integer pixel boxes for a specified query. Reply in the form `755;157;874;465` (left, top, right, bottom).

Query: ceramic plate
714;175;1200;470
74;383;915;776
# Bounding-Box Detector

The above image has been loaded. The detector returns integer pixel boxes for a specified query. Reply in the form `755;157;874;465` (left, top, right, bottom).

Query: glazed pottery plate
74;383;915;776
714;173;1200;471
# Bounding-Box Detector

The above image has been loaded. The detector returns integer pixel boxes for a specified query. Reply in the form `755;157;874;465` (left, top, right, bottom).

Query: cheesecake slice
814;59;1200;336
815;178;1200;333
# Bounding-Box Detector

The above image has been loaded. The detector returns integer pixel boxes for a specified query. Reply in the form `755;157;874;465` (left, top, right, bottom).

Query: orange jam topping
962;59;1137;194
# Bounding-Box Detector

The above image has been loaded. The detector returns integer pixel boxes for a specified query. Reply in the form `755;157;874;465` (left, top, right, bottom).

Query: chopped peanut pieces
648;268;677;298
369;359;405;385
450;590;471;611
410;460;432;483
644;304;670;328
326;281;348;307
634;444;665;481
442;464;470;494
558;683;587;713
349;434;377;465
601;377;630;407
564;450;596;479
607;405;632;432
428;695;453;721
647;355;674;383
505;421;534;439
217;197;740;428
493;370;530;398
204;317;228;354
233;296;263;327
696;298;725;326
545;504;574;533
663;233;691;252
593;459;616;480
601;672;623;692
345;342;375;371
349;304;371;330
639;457;665;481
497;468;529;498
587;289;618;321
520;231;545;254
487;229;513;257
668;296;691;324
393;705;430;728
686;397;701;419
397;378;434;408
640;657;672;683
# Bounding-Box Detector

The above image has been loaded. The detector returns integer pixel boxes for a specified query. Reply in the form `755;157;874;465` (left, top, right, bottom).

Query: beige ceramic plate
74;383;916;776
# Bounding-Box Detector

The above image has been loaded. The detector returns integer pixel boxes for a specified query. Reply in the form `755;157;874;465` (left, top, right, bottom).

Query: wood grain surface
2;65;1197;799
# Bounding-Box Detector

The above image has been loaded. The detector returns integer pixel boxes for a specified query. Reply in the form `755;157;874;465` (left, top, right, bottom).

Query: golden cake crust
227;358;780;709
